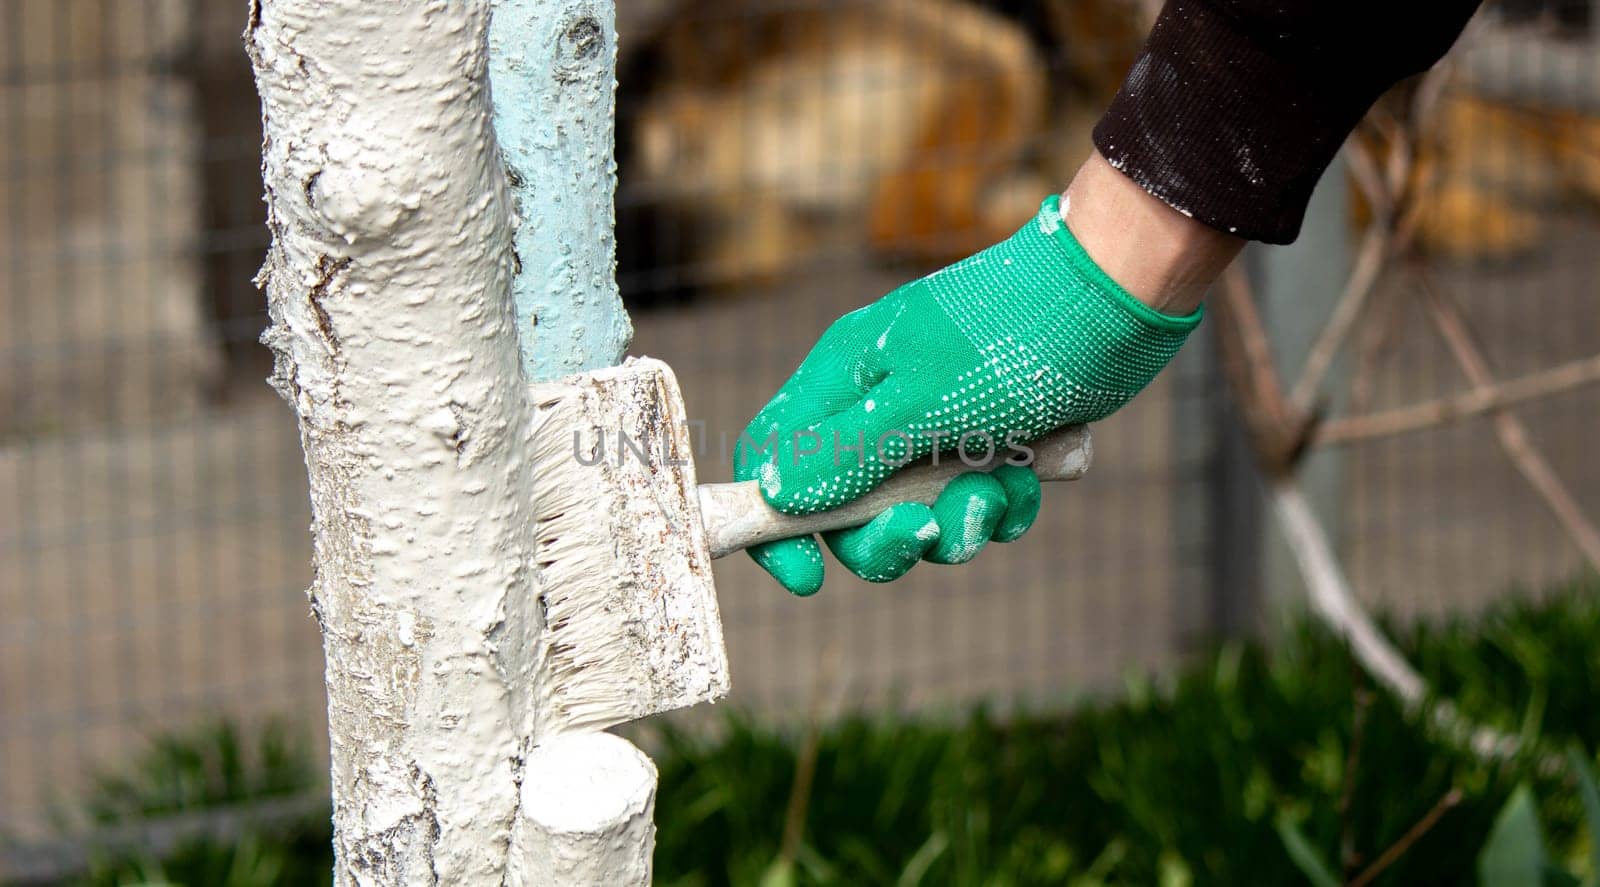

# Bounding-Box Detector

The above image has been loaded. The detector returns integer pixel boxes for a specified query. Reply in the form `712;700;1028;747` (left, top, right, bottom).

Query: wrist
1060;151;1243;316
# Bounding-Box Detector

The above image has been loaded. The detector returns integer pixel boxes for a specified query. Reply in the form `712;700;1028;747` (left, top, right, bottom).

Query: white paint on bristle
527;358;730;734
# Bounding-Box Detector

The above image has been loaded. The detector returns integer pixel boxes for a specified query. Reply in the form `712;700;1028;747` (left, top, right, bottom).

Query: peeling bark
247;3;539;882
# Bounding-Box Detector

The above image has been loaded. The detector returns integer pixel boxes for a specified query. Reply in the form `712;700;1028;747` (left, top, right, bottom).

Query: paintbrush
527;357;1092;733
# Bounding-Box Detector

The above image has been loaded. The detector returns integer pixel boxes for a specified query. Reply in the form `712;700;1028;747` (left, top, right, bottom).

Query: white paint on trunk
248;2;540;881
253;2;725;881
511;732;657;886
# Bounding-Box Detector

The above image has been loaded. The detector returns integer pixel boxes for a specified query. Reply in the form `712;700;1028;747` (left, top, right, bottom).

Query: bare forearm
1062;151;1243;316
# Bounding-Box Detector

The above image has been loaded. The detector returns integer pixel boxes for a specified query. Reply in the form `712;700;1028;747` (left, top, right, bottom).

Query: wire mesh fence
2;0;1597;874
1;4;325;870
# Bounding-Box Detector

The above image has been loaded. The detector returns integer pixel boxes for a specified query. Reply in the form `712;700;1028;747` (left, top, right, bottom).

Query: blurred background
3;0;1599;883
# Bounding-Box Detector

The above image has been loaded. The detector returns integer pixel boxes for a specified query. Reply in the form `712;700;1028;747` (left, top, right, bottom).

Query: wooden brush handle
697;426;1092;559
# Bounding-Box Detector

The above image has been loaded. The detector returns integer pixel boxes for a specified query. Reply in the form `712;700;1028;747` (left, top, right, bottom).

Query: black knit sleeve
1093;0;1482;244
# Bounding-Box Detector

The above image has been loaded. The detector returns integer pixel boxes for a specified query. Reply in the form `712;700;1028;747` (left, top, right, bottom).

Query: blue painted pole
489;0;633;382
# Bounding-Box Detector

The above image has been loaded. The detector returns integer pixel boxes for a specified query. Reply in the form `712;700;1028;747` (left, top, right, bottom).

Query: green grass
71;720;314;827
654;578;1600;885
53;721;332;887
26;576;1600;886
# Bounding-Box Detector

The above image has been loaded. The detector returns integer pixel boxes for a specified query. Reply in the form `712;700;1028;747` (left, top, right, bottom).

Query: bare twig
1346;137;1391;220
1318;352;1600;446
776;717;821;870
1269;479;1554;769
1290;223;1393;412
1345;291;1396;419
1347;788;1463;887
1338;687;1374;879
1214;264;1316;474
1218;264;1287;407
1408;61;1455;129
1270;480;1427;705
1293;58;1456;415
1217;272;1564;772
1382;123;1413;201
1416;272;1600;572
775;641;840;872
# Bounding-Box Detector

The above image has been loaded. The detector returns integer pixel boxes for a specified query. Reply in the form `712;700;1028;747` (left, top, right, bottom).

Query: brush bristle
528;357;729;733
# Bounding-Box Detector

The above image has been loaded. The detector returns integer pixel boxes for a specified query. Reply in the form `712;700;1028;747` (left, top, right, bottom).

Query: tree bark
248;2;540;882
488;0;633;381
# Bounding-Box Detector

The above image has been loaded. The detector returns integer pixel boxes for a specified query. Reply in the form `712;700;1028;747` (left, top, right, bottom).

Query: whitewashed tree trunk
251;0;661;882
248;2;539;882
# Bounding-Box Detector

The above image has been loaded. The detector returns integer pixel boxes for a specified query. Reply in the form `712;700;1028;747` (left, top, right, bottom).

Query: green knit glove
735;195;1202;595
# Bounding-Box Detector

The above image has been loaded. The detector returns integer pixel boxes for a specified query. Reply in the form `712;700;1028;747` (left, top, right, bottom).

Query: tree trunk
488;0;633;381
248;2;539;882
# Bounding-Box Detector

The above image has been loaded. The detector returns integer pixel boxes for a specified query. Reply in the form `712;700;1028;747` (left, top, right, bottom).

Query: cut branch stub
511;732;657;887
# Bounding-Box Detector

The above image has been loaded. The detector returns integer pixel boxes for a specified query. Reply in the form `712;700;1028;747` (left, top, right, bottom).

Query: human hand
735;194;1203;595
